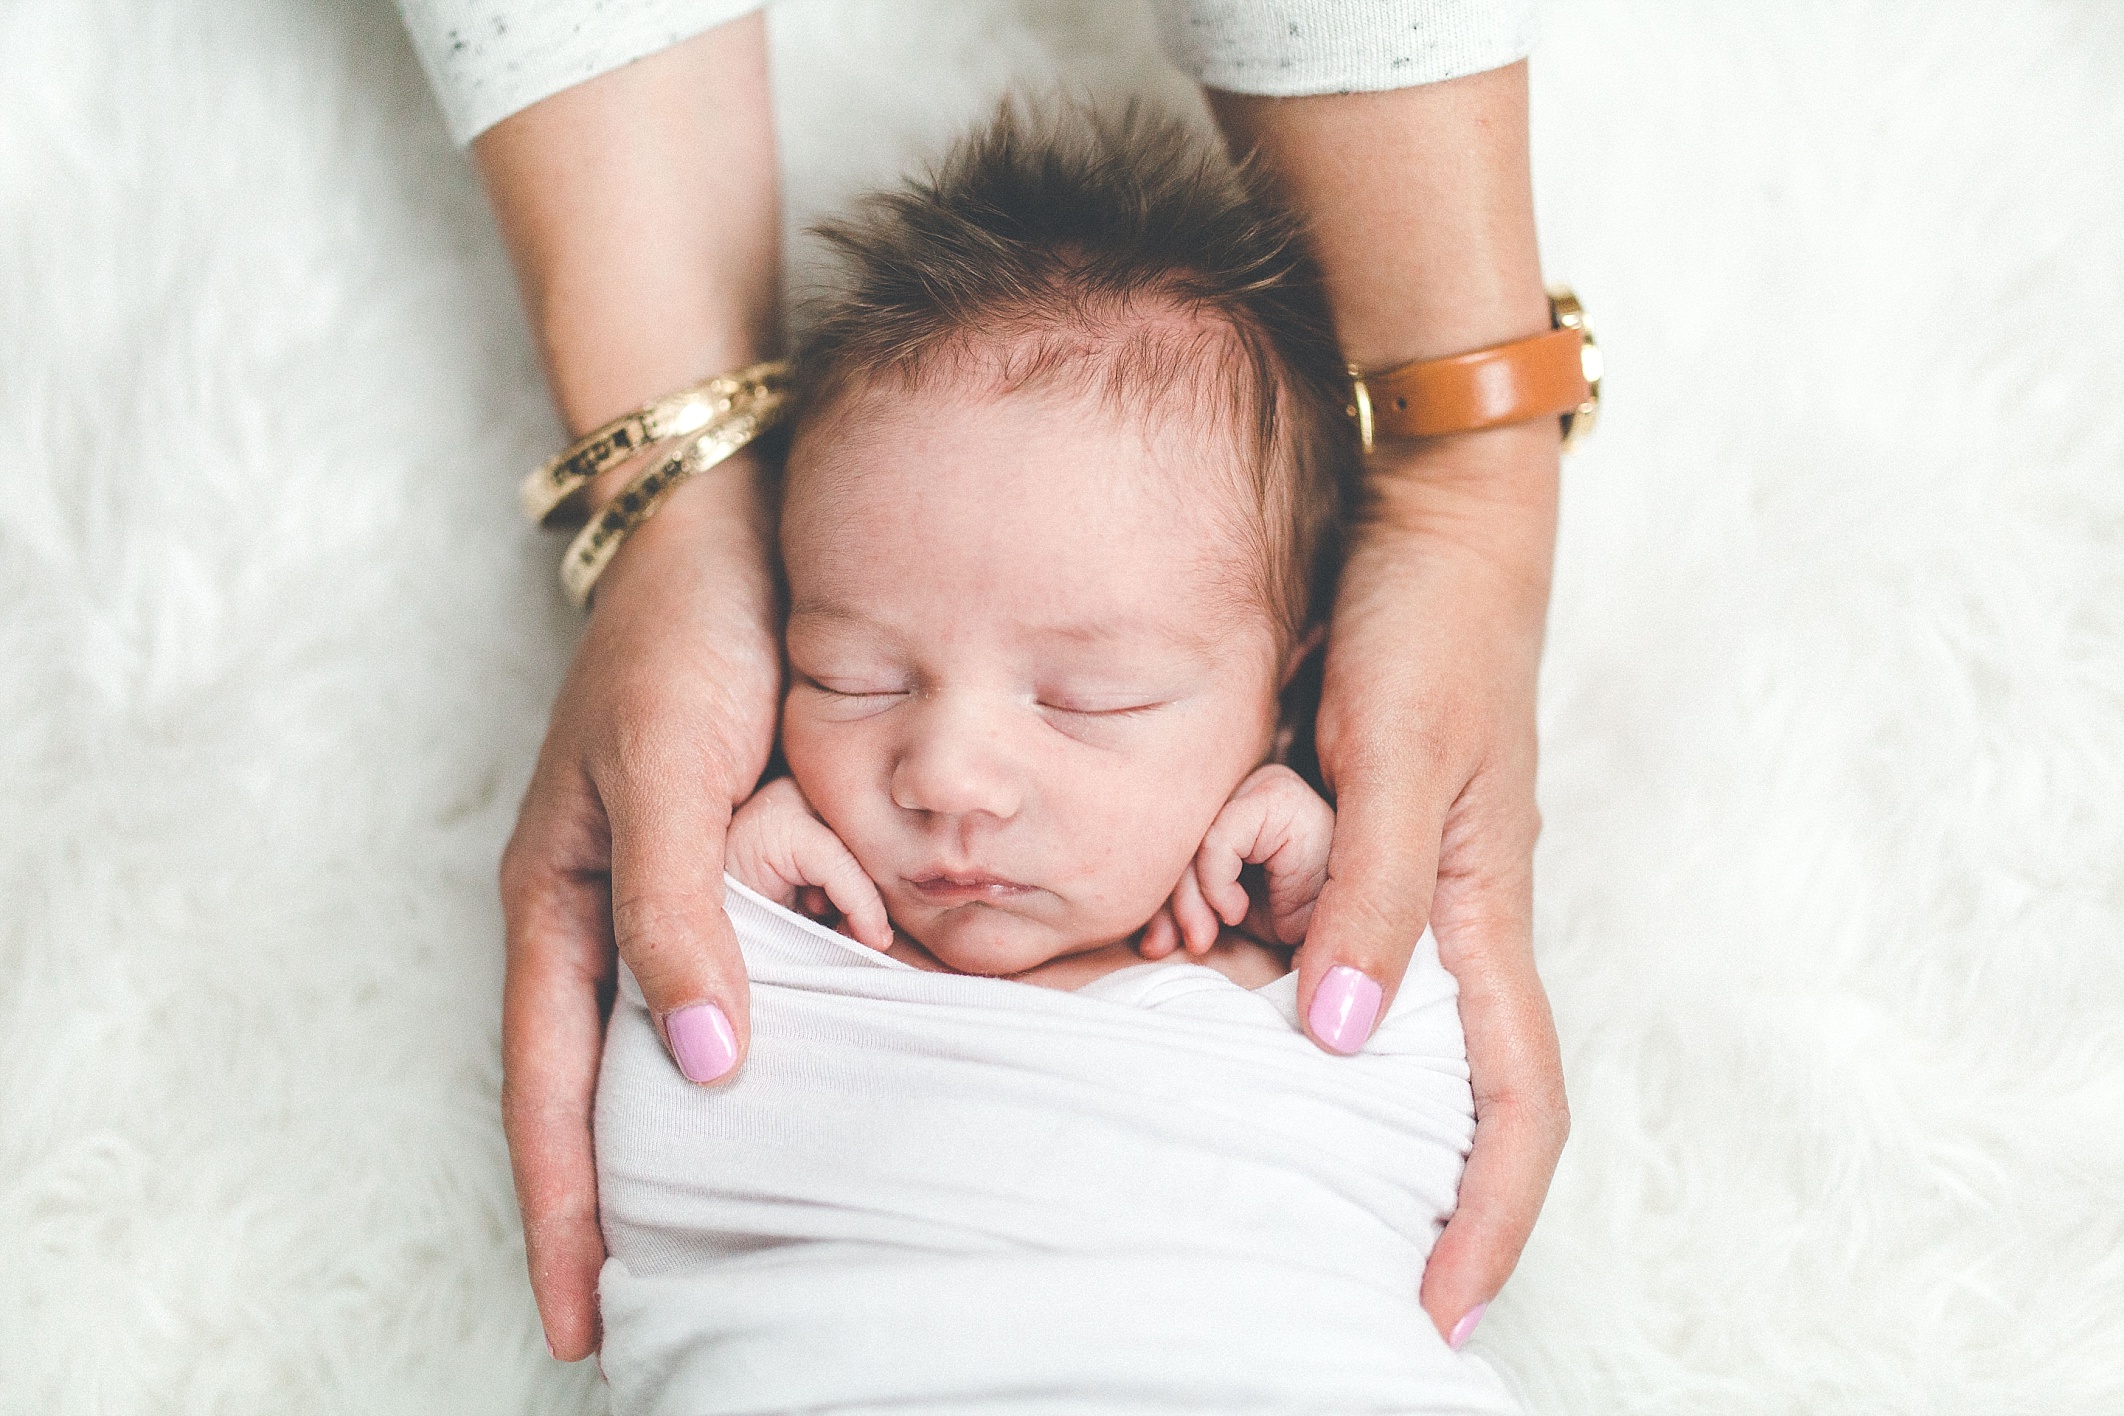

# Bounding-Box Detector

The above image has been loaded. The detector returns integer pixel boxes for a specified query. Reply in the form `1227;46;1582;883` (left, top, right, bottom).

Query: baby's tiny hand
726;778;892;951
1159;764;1334;958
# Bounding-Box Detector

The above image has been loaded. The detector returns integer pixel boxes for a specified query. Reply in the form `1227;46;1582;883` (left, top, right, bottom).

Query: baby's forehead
800;291;1267;452
788;311;1269;510
780;361;1279;655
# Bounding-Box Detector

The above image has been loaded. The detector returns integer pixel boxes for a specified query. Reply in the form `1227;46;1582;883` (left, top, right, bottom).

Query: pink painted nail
665;1003;738;1083
1307;965;1382;1054
1449;1302;1489;1350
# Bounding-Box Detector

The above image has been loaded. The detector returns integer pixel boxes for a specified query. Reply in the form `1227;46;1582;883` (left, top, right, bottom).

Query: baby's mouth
904;870;1035;906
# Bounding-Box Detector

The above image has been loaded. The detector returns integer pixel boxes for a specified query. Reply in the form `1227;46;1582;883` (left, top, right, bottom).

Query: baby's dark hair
790;101;1360;653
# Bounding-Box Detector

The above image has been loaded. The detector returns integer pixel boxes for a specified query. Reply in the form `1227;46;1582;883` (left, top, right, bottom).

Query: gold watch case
1549;286;1601;452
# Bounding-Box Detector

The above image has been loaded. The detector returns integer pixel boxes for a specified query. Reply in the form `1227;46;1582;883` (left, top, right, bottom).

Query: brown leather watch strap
1351;324;1590;446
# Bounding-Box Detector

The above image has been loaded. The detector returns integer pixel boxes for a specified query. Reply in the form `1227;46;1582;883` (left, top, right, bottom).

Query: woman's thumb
604;774;752;1084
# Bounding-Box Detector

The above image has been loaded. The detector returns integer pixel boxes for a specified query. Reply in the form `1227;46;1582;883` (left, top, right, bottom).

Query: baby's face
779;375;1282;977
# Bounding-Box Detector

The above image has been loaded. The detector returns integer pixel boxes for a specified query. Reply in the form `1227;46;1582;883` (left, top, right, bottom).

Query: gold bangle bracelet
557;386;791;607
520;360;792;529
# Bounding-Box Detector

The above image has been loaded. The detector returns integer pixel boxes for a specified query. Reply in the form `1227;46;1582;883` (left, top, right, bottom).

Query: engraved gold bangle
520;360;792;529
557;386;791;607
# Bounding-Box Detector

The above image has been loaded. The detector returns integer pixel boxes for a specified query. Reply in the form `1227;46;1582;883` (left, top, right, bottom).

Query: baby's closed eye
791;673;910;719
1035;695;1168;718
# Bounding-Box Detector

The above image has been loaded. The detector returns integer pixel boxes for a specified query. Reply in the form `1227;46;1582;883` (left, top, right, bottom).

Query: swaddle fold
596;880;1520;1415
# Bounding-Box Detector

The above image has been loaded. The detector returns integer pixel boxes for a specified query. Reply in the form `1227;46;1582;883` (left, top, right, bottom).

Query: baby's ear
1279;622;1327;689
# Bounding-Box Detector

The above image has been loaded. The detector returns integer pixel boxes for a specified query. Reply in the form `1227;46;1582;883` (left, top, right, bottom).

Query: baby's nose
889;699;1024;823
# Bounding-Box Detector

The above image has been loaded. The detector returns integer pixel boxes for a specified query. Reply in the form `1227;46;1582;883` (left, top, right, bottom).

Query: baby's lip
904;869;1034;904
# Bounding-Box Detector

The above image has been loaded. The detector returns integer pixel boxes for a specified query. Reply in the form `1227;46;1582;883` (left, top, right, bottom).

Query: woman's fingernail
544;1333;556;1360
665;1003;738;1083
1449;1302;1489;1350
1308;965;1382;1054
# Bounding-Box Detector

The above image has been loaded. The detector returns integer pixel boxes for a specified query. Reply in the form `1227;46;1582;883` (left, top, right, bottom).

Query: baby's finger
1261;791;1333;944
1172;862;1222;955
1138;904;1181;959
794;825;891;951
1269;889;1319;946
1193;814;1258;929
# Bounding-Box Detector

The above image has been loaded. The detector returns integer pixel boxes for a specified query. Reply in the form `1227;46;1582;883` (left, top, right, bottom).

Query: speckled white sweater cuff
395;0;766;146
394;0;1538;148
1151;0;1537;96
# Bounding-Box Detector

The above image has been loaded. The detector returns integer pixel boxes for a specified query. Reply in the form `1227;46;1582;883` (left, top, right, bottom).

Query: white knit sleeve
1150;0;1537;96
394;0;767;147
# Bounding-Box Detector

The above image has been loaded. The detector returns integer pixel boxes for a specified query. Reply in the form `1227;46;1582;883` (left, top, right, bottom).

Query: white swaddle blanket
596;880;1521;1415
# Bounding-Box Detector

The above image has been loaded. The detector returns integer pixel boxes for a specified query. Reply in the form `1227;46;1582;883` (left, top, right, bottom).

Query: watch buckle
1345;367;1375;454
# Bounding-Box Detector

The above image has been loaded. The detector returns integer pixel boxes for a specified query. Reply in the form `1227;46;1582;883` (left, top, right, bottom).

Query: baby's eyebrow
785;602;891;634
1032;615;1225;658
788;603;1217;658
1039;619;1127;645
786;601;859;622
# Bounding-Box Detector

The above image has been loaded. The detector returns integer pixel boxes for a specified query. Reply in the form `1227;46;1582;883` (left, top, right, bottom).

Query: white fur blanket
3;1;2120;1412
596;883;1509;1414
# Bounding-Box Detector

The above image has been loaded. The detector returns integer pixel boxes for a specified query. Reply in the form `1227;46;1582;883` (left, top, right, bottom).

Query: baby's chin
899;900;1134;979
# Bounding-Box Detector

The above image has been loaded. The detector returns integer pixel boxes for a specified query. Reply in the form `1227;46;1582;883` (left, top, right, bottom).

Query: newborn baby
594;107;1521;1415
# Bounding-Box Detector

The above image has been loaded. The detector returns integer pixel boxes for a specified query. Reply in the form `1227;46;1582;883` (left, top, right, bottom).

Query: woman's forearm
472;14;781;442
1209;62;1549;363
1207;62;1560;591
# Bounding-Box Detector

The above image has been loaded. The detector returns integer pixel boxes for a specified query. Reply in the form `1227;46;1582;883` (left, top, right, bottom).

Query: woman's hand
498;471;780;1360
472;17;782;1360
1207;63;1570;1347
1306;425;1568;1347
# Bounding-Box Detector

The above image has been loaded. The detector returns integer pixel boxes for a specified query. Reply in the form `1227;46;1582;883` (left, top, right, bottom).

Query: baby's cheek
1062;778;1213;919
780;714;884;852
1085;713;1266;908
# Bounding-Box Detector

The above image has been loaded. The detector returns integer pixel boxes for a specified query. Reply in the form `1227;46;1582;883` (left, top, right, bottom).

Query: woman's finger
1415;775;1565;1342
499;792;621;1362
1417;970;1566;1346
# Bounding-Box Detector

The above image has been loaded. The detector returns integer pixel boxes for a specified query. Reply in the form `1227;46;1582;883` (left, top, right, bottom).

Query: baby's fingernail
1307;965;1382;1055
1448;1302;1489;1350
665;1003;739;1083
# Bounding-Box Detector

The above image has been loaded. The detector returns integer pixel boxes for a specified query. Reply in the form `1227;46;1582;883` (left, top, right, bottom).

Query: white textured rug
3;1;2119;1411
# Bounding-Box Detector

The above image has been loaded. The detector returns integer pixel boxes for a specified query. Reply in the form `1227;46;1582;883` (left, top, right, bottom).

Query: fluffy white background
2;0;2119;1410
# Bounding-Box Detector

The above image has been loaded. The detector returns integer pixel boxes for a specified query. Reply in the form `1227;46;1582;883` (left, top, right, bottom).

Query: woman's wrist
593;450;775;606
584;453;783;747
1356;421;1560;622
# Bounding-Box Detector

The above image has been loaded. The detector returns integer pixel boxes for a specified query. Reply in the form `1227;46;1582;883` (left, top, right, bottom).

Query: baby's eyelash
1040;700;1164;718
798;674;904;699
